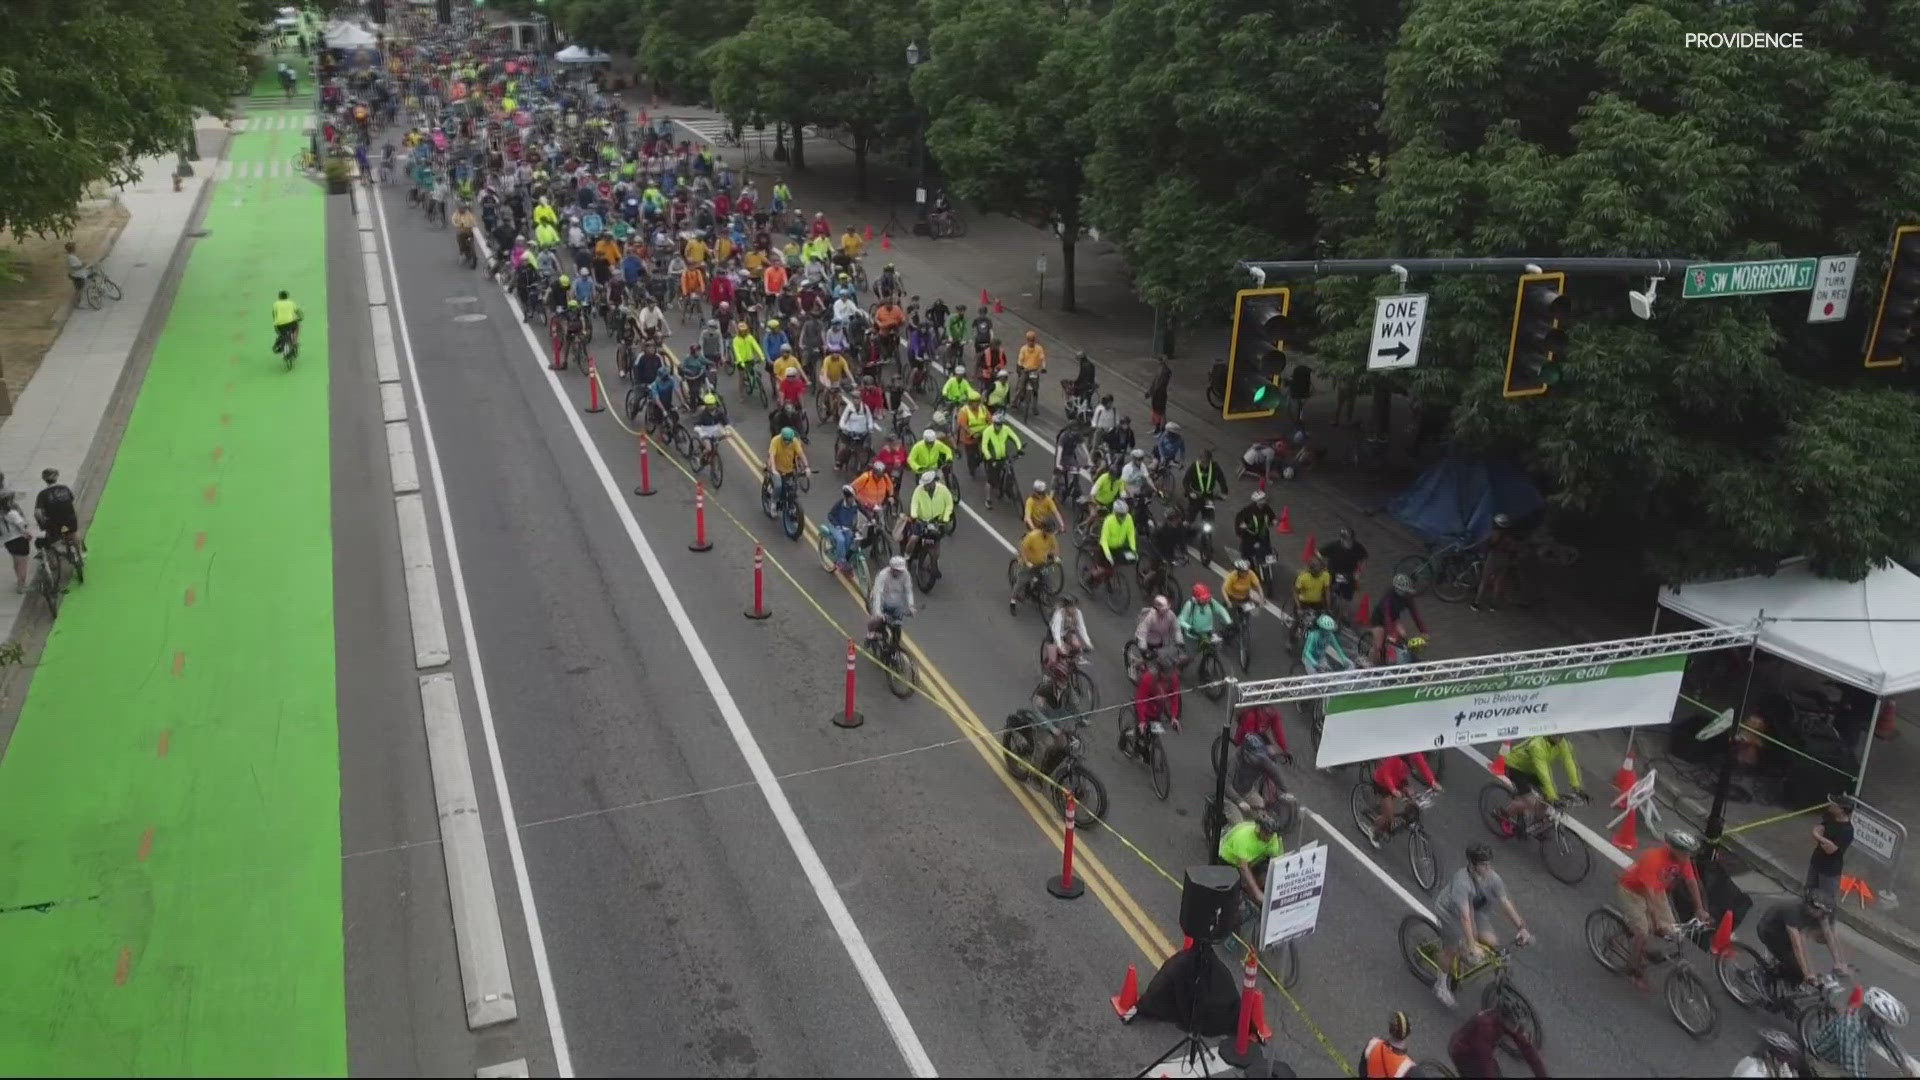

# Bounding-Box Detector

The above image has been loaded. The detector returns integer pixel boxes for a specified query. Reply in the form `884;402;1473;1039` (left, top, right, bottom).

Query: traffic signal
1224;287;1290;419
1502;272;1568;398
1864;225;1920;370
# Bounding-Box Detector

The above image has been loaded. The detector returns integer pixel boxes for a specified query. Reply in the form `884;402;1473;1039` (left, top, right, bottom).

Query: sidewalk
0;117;230;637
656;99;1920;959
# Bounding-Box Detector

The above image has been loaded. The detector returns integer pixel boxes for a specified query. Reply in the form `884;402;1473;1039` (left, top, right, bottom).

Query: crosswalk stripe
269;160;283;179
215;160;232;182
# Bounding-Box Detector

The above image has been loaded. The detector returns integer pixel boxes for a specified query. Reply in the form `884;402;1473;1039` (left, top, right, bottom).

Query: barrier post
832;639;865;728
743;544;773;620
1046;794;1087;899
583;359;605;413
634;433;656;496
1218;948;1265;1068
688;482;713;552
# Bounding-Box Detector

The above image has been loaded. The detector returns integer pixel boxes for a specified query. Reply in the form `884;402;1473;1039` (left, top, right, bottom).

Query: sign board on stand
1367;294;1428;370
1850;797;1905;866
1807;255;1859;324
1260;841;1329;949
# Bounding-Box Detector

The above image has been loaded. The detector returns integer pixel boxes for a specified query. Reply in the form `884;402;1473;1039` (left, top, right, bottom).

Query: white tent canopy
554;44;613;64
324;21;378;49
1659;558;1920;696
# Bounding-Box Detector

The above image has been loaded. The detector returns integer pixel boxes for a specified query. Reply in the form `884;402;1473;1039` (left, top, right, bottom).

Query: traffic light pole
1241;257;1701;282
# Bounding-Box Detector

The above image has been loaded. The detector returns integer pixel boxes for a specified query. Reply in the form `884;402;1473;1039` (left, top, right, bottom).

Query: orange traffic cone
1614;749;1637;798
1849;985;1865;1010
881;233;891;250
994;297;1005;313
1301;535;1317;563
980;289;990;306
1612;808;1639;853
1111;964;1140;1021
1276;506;1293;534
1491;742;1511;778
865;224;873;241
1356;594;1371;626
1182;936;1194;951
1711;910;1735;957
1250;989;1272;1042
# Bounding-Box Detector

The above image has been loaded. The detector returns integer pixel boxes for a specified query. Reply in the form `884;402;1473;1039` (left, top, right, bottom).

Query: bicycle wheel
1798;1003;1836;1050
1715;942;1769;1008
1584;908;1633;973
706;446;725;489
1148;736;1171;801
1541;821;1592;884
1235;624;1251;673
781;499;802;541
912;551;937;594
1051;764;1107;831
1211;730;1231;778
885;645;918;699
83;277;104;310
817;528;839;572
1409;828;1439;891
100;274;122;302
1397;914;1444;986
1666;966;1717;1038
1122;639;1145;682
37;563;60;617
1348;781;1376;836
949;216;969;238
1064;669;1097;715
64;543;83;585
1198;651;1225;700
1435;557;1480;604
1477;782;1518;838
1392;552;1436;597
1484;981;1543;1055
1100;570;1131;616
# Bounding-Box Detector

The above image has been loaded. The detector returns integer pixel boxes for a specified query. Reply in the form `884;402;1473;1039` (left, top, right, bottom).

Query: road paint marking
114;947;131;985
448;224;936;1076
476;1060;529;1079
194;531;207;549
203;484;218;504
183;586;196;608
137;827;154;862
362;250;387;307
393;493;451;670
1458;745;1633;869
372;191;575;1076
170;651;185;678
156;729;171;757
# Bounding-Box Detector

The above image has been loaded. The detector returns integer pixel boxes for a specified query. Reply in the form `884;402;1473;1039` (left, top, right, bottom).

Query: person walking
0;492;31;592
1807;795;1855;906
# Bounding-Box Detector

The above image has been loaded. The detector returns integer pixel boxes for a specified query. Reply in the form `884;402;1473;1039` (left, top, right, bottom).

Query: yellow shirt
1222;569;1262;603
684;237;709;264
819;353;852;384
272;298;300;326
1293;568;1331;605
715;237;735;263
1018;528;1058;567
840;233;864;257
771;354;802;382
1023;493;1059;528
767;436;804;475
1018;343;1046;371
744;250;767;276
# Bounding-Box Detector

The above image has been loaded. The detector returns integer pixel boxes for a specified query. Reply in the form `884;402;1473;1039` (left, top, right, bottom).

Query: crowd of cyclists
317;15;1918;1076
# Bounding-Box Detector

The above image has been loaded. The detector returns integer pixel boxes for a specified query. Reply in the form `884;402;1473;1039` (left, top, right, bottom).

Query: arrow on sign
1375;342;1411;362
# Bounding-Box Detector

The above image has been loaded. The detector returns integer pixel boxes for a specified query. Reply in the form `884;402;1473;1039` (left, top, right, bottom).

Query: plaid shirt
1810;1010;1908;1077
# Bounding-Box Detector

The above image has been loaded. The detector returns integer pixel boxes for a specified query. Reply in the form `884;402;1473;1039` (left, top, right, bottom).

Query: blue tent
1387;457;1545;545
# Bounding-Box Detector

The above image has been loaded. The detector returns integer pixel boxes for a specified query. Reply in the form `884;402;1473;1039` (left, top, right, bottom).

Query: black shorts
1507;767;1542;799
1330;572;1357;600
4;536;27;557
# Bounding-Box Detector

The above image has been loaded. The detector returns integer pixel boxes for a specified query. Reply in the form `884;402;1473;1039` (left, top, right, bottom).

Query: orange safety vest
1362;1038;1414;1078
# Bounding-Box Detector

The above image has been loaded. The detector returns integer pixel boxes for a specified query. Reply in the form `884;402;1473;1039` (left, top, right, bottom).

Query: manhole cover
453;313;488;323
445;296;479;305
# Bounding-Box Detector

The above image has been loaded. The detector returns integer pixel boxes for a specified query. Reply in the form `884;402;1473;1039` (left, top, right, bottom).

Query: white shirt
1120;461;1152;494
1091;402;1118;433
0;507;25;544
1050;607;1093;654
638;306;666;333
832;297;861;325
838;403;873;436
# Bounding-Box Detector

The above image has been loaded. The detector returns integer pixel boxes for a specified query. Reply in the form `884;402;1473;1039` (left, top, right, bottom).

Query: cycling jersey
1619;846;1697;896
272;298;301;326
767;436;805;475
910;483;955;523
1222;570;1262;603
979;425;1022;461
1374;754;1436;793
1099;512;1137;561
731;333;766;366
820;354;853;385
1090;473;1124;508
770;355;802;382
1503;736;1582;802
1178;598;1231;638
1301;628;1352;671
850;471;892;510
906;441;953;474
1218;820;1282;868
1024;494;1059;527
1294;568;1331;605
1018;528;1057;567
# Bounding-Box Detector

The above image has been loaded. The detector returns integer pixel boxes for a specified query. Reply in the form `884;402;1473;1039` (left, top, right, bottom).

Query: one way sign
1368;293;1428;371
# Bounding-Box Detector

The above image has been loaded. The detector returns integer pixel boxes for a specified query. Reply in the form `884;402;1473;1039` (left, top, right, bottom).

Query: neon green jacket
1506;736;1582;801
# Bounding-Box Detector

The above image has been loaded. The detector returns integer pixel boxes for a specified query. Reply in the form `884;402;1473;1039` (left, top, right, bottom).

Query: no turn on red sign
1807;255;1858;324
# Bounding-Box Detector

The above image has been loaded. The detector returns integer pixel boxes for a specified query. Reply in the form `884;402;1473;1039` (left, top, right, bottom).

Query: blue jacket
827;499;861;529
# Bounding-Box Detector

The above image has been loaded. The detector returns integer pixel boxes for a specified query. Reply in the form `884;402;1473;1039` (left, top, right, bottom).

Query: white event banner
1315;654;1687;769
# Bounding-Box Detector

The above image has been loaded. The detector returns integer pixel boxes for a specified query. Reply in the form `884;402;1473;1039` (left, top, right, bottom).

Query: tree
574;0;751;104
1308;0;1920;582
0;0;264;237
915;0;1101;310
1086;0;1402;325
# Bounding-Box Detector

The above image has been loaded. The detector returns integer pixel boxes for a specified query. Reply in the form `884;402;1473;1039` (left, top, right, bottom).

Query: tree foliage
1306;0;1920;581
551;0;753;100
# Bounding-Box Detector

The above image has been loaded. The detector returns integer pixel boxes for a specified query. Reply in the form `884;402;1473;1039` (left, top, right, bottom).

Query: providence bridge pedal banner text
1316;654;1687;769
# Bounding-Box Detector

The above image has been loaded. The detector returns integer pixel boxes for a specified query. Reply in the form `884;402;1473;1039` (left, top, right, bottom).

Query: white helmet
1112;499;1130;514
1129;448;1145;460
888;555;908;571
1251;489;1267;503
922;429;937;443
919;471;937;486
1165;421;1180;433
1032;480;1047;493
1866;987;1909;1028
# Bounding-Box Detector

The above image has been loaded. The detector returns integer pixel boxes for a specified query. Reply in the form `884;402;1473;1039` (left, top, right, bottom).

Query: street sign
1367;293;1428;371
1682;258;1818;299
1259;841;1328;948
1807;255;1859;323
1850;797;1906;866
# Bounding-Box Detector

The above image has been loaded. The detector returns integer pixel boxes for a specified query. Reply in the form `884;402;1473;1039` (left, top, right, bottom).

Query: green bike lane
0;111;344;1075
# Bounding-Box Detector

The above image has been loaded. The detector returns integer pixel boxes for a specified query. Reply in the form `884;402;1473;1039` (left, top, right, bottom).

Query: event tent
1658;558;1920;697
555;45;613;64
324;21;378;49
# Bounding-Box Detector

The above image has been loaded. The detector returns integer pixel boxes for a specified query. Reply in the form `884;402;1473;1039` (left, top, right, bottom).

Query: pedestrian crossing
671;117;826;147
230;114;313;133
213;159;309;181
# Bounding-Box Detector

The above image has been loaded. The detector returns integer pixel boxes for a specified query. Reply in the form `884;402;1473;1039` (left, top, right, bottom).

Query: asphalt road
344;182;1920;1078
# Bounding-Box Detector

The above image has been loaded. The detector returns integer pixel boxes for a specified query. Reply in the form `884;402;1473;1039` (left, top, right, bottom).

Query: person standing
1807;796;1854;906
1147;356;1171;433
0;492;31;592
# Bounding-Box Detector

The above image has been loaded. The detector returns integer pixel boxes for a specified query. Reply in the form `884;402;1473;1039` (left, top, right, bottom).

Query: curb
1644;768;1920;962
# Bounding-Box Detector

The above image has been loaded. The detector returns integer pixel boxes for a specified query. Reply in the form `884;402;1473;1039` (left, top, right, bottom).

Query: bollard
832;639;864;728
1219;948;1265;1068
634;433;656;496
1047;794;1087;899
551;333;565;371
688;482;713;552
584;359;605;413
743;544;772;619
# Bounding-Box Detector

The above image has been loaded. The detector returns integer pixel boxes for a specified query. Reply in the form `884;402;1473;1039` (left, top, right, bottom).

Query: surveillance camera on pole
1629;277;1662;321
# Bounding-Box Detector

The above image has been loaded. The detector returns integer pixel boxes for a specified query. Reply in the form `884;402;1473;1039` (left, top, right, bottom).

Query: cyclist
937;364;971;414
876;262;903;303
1370;574;1429;664
1361;1011;1418;1079
731;320;767;387
1235;489;1279;566
1755;892;1846;1001
770;344;805;387
271;290;303;356
835;393;876;469
1023;479;1062;535
824;486;877;574
1089;462;1125;518
955;391;992;475
1471;512;1522;613
1322;526;1369;623
1009;519;1059;615
907;430;955;486
1133;593;1181;667
766;427;810;505
1807;986;1915;1078
1732;1029;1806;1078
1301;613;1354;673
1618;829;1710;991
979;412;1024;508
904;470;955;557
33;468;80;551
1095;498;1139;586
1368;751;1439;849
850;460;894;519
1178;583;1231;657
1181;447;1228;524
1500;734;1586;836
451;201;477;260
1069;349;1098;405
1016;330;1046;402
866;555;916;651
1119;447;1158;508
1151;420;1185;475
1222;558;1265;608
1430;844;1533;1006
636;365;678;427
688;391;730;452
1091;393;1119;438
1128;654;1182;752
1217;810;1286;908
1102;414;1136;465
1224;731;1294;827
1449;998;1548;1079
819;347;855;406
1053;427;1093;503
986;368;1012;411
1293;553;1332;624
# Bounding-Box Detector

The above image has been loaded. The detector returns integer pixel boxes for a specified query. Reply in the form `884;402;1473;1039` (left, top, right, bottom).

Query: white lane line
372;194;578;1077
470;234;939;1077
476;1060;530;1079
420;673;519;1028
394;493;452;669
1458;746;1633;869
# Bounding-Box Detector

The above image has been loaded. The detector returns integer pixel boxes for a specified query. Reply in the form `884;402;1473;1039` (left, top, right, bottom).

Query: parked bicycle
1390;534;1477;600
79;267;122;310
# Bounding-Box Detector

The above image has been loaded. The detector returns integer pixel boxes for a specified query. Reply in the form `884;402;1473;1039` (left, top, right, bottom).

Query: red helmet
1192;583;1211;603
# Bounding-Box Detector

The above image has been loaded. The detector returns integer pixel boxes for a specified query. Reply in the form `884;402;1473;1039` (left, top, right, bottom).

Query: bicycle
275;321;301;368
760;468;810;541
1717;945;1846;1042
983;450;1022;507
1391;535;1476;600
293;148;318;172
1074;542;1133;616
1189;632;1228;702
1007;555;1065;616
32;536;81;617
1398;917;1543;1056
999;706;1108;829
1118;696;1175;800
1476;784;1592;884
1585;911;1717;1038
687;426;727;488
905;523;944;593
1349;784;1440;891
738;363;769;407
1032;650;1097;714
1205;735;1299;837
865;613;919;699
79;267;122;310
1011;368;1042;422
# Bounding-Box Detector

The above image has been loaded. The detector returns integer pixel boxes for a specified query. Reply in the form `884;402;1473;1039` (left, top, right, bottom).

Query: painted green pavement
0;110;344;1075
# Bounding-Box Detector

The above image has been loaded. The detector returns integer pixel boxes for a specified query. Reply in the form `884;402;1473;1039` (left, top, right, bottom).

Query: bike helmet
1466;843;1492;865
768;318;780;329
1387;1011;1411;1042
869;459;886;473
1338;526;1355;544
1316;614;1336;631
919;471;937;486
1664;828;1701;854
701;393;719;406
1234;558;1251;571
1866;987;1909;1028
1251;489;1267;503
568;299;580;309
41;468;58;484
992;411;1008;424
559;275;571;286
1493;513;1512;528
779;427;796;441
1192;583;1211;603
1112;499;1130;514
888;555;907;571
1256;810;1285;835
921;430;938;443
1033;480;1047;493
1074;350;1088;361
1165;421;1180;433
996;369;1010;380
1392;574;1412;594
1129;448;1145;460
840;485;855;498
1152;595;1171;611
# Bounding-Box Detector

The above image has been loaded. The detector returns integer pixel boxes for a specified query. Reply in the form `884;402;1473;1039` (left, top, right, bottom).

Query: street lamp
907;43;929;223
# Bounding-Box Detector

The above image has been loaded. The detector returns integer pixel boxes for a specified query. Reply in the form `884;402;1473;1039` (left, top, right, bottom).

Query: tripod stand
1134;941;1230;1079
